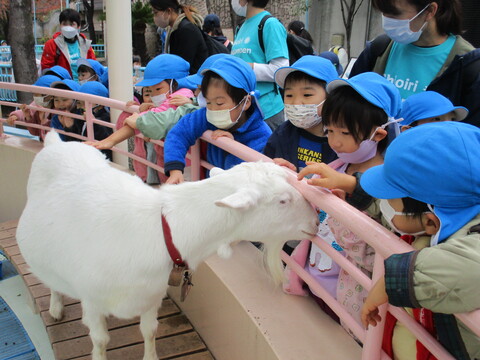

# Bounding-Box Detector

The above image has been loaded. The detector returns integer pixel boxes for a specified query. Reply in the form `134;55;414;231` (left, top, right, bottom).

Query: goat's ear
209;167;225;177
215;188;259;209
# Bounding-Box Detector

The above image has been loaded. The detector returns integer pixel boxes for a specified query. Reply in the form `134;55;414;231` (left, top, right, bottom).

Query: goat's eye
280;199;288;205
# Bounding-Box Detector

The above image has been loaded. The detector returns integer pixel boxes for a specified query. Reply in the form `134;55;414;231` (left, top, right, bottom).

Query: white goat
16;131;318;360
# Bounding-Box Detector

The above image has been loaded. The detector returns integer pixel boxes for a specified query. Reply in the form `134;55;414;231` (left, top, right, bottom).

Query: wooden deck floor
0;220;214;360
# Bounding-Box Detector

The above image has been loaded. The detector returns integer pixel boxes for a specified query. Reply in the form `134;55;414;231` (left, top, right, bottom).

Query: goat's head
210;162;318;282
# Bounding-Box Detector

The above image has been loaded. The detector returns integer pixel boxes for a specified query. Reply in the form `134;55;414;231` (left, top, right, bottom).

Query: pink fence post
362;254;388;360
189;139;201;181
84;100;95;142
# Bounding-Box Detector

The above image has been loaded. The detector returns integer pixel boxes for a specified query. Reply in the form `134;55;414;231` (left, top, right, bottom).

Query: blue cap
327;72;402;119
136;54;190;87
100;67;109;88
78;81;109;98
42;65;72;80
50;79;81;92
201;55;256;94
178;53;230;90
76;58;106;77
400;91;468;126
318;51;343;76
360;121;480;243
34;74;61;88
275;55;339;88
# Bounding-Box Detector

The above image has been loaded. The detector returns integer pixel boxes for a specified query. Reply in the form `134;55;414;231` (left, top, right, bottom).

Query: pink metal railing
1;82;479;359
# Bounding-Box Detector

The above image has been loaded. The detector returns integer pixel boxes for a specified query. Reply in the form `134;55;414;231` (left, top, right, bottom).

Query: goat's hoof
49;305;64;321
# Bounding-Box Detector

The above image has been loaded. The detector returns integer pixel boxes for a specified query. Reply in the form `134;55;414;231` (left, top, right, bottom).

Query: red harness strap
162;214;185;267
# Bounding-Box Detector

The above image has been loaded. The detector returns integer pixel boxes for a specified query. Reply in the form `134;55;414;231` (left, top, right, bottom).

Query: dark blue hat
76;58;106;77
50;79;81;92
78;81;109;98
136;54;190;87
327;72;402;119
400;91;468;126
179;53;230;89
318;51;343;76
201;55;256;94
275;55;339;89
42;65;72;80
361;121;480;244
204;14;220;28
34;74;61;88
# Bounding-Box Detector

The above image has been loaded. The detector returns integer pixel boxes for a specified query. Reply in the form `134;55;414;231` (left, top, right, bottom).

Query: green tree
9;0;37;103
340;0;365;58
132;0;153;65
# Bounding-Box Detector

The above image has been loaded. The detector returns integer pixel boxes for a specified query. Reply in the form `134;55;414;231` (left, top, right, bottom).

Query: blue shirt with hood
164;105;271;175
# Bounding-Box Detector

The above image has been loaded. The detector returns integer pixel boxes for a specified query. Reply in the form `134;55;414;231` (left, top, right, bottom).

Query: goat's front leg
140;306;159;360
49;290;64;321
82;302;109;360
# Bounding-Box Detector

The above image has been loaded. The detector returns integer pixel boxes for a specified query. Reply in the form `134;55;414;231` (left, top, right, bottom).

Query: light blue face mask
382;3;431;44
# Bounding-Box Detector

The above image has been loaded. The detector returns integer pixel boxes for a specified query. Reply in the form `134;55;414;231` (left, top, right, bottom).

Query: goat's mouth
301;230;316;237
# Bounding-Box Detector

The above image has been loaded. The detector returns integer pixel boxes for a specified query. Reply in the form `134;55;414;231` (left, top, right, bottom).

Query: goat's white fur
16;131;318;360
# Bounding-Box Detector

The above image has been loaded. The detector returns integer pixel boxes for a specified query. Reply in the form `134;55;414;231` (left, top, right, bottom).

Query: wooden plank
48;313;191;344
4;244;20;256
73;332;208;360
23;273;42;286
29;283;51;298
40;298;180;327
0;219;19;231
11;253;26;265
37;295;79;312
0;234;16;248
0;228;15;241
175;351;215;360
16;263;31;276
53;315;193;359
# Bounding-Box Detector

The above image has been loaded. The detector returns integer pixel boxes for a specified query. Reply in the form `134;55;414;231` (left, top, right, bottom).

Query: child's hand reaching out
169;95;193;107
298;161;356;193
361;277;388;329
273;158;296;172
211;130;233;140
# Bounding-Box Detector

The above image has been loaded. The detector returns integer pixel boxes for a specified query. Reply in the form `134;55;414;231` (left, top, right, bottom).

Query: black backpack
201;31;230;56
235;14;314;65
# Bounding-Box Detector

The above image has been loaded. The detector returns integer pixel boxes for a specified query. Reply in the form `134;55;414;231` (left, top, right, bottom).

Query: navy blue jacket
263;121;337;171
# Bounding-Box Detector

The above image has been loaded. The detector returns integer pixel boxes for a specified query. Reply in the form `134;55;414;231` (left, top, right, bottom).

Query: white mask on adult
61;25;78;40
231;0;247;17
382;3;431;44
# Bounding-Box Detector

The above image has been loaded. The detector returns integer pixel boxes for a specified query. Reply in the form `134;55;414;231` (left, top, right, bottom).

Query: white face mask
285;100;325;129
151;92;168;107
33;95;50;107
382;3;431;44
379;199;427;237
231;0;247;17
197;92;207;108
78;75;95;86
61;25;78;39
206;96;247;130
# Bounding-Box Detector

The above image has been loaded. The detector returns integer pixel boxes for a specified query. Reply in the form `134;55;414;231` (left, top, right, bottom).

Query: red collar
162;214;186;267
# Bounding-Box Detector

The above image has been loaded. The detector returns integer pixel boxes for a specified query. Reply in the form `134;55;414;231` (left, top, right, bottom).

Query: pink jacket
118;88;194;182
10;102;52;139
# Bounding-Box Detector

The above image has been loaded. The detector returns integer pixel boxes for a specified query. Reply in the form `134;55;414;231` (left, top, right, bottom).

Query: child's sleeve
163;110;208;176
137;104;199;140
384;232;480;314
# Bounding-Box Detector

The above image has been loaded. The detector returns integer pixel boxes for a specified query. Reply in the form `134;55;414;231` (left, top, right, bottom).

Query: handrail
1;82;479;360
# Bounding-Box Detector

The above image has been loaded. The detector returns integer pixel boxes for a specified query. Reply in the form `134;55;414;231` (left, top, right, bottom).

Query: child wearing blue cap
164;55;272;183
49;79;81;141
91;54;194;183
296;72;402;328
61;81;113;160
360;122;480;360
266;55;339;172
42;65;72;80
76;58;105;85
7;74;61;140
400;91;469;131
